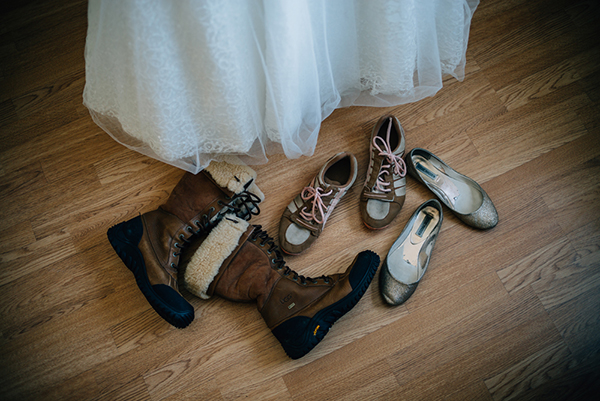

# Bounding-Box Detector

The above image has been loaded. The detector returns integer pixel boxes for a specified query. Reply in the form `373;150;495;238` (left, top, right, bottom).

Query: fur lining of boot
204;160;258;195
184;214;249;299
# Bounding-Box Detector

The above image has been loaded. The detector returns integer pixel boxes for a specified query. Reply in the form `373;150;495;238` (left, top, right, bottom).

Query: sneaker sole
271;250;380;359
107;216;194;329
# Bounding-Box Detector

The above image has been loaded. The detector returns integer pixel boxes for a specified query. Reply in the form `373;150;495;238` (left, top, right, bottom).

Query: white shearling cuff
184;214;249;299
204;160;257;195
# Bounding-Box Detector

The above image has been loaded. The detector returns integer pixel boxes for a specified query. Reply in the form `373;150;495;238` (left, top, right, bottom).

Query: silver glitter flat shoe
380;199;443;306
405;148;498;229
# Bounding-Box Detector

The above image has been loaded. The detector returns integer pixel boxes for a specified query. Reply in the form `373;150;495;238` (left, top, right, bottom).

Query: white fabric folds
84;0;479;173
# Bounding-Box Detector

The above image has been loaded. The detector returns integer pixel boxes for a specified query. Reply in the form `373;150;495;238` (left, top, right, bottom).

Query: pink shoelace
372;118;407;193
299;178;333;225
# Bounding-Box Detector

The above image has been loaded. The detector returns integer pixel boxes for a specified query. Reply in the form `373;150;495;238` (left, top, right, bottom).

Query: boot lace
172;182;262;263
250;225;331;285
299;178;333;225
226;189;262;221
372;117;406;193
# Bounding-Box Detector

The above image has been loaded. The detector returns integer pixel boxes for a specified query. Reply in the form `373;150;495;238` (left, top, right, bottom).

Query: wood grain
1;0;599;400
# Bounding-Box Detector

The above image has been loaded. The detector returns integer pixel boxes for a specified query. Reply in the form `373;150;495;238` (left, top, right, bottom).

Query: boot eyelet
179;234;185;240
187;226;193;232
194;220;200;226
173;252;178;257
209;207;215;213
174;242;180;248
271;258;276;264
171;263;176;268
217;200;224;206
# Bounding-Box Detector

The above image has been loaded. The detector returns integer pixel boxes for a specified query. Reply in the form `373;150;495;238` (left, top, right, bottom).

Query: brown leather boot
107;161;263;328
184;215;380;358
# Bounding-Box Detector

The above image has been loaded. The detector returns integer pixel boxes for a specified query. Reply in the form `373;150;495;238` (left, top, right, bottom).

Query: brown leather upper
162;172;235;222
141;171;235;292
208;225;355;329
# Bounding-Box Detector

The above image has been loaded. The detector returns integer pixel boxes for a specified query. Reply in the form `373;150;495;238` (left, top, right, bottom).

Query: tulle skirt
83;0;479;173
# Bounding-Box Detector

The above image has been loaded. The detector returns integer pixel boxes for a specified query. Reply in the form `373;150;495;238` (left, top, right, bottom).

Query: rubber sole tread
107;219;194;329
279;250;380;359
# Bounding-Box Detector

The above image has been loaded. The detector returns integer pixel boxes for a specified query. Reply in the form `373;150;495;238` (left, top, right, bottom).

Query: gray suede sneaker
279;152;358;255
360;115;407;230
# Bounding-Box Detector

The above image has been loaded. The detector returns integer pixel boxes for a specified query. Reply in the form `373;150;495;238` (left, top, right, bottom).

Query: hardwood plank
465;101;588;184
0;161;47;201
0;116;100;173
444;380;495;401
220;376;293;401
40;132;124;183
93;375;152;401
94;147;167;185
0;78;90;151
565;0;600;28
500;348;600;401
0;163;102;233
0;98;17;125
548;283;600;358
162;380;224;401
538;156;600;235
0;316;119;401
484;341;574;401
0;230;76;286
109;308;174;352
388;286;550;387
39;370;101;401
497;47;600;111
389;314;562;400
497;237;575;295
284;359;398;401
580;70;600;104
566;217;600;258
0;244;115;341
0;220;36;252
473;4;599;89
532;248;600;311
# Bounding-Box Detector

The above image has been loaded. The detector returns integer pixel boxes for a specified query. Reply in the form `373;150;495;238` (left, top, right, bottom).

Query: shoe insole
388;206;440;284
414;156;482;215
324;156;351;186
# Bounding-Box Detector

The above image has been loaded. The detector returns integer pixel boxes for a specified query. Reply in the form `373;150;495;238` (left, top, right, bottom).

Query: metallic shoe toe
459;190;498;229
380;267;416;306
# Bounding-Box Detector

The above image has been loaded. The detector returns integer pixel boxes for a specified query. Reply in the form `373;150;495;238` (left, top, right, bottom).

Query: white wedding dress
84;0;479;173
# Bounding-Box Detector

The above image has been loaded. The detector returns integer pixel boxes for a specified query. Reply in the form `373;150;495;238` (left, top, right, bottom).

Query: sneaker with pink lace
360;115;407;229
279;152;358;255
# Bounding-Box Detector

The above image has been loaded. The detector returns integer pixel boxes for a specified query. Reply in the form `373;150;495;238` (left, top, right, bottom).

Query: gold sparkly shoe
380;199;443;306
405;148;498;229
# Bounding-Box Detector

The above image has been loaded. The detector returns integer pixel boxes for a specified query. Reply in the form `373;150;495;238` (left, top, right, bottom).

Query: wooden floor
1;0;600;400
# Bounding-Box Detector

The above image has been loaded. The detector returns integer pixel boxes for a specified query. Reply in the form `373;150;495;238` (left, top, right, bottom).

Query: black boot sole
271;250;380;359
107;216;194;329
